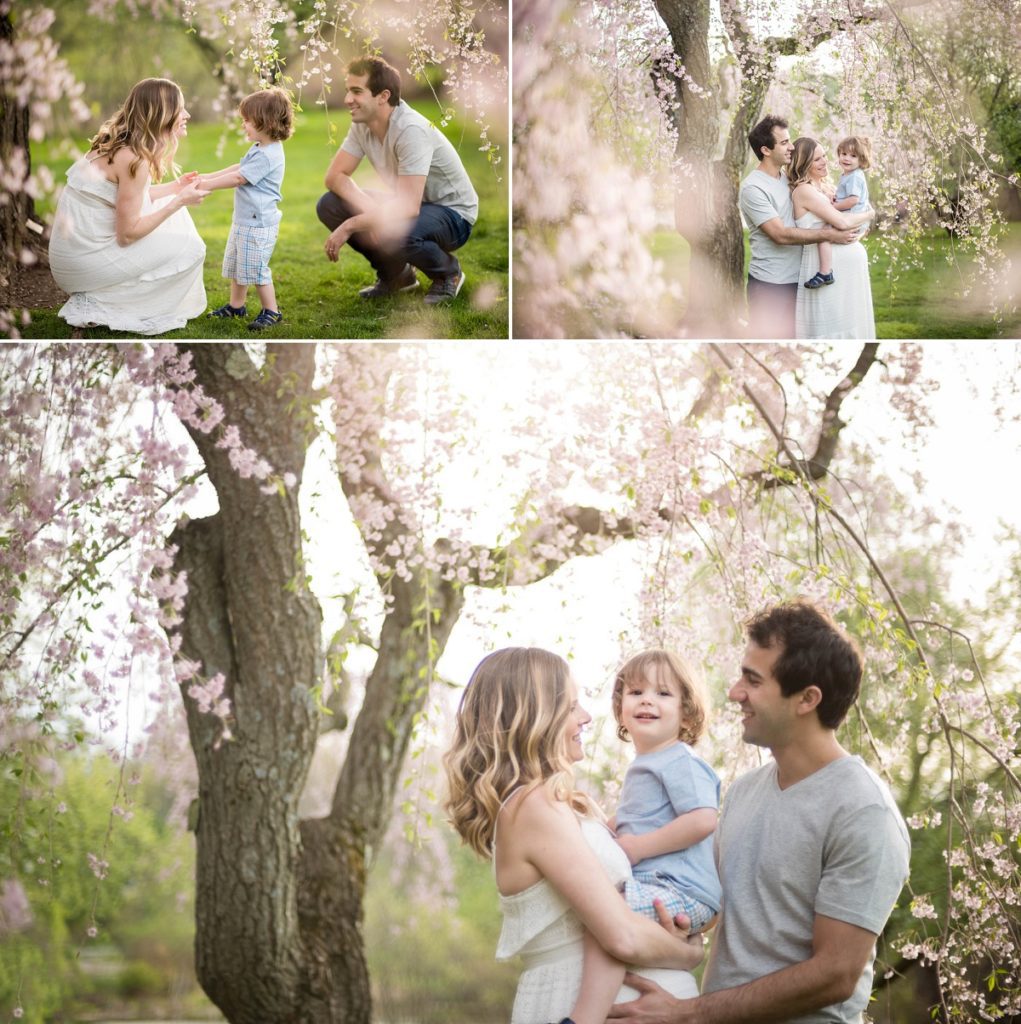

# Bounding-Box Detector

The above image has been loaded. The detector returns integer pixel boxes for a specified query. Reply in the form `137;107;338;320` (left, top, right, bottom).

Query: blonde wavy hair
443;648;592;859
89;78;184;182
787;136;825;192
611;648;709;745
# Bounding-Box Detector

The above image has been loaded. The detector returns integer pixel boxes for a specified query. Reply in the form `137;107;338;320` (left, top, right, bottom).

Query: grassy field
649;223;1021;339
23;103;508;340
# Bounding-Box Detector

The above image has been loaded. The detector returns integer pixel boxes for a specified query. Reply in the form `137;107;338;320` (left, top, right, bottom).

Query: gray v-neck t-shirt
341;100;478;224
739;168;804;284
703;756;910;1023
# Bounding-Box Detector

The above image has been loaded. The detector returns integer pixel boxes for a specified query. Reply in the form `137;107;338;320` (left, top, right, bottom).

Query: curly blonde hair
89;78;184;182
443;648;592;859
611;648;709;745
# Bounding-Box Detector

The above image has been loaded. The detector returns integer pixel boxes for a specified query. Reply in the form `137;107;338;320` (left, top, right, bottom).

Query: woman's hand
176;182;210;208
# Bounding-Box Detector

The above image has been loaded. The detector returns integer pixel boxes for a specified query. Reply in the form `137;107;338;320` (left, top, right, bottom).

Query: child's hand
615;832;643;865
175;171;200;193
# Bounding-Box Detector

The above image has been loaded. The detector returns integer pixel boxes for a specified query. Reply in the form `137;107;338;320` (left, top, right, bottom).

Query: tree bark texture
0;10;38;292
169;343;471;1024
171;344;326;1023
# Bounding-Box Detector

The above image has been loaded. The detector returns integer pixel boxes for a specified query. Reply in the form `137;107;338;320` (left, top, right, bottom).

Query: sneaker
804;271;834;289
358;265;419;299
423;270;466;305
208;303;247;318
248;308;283;331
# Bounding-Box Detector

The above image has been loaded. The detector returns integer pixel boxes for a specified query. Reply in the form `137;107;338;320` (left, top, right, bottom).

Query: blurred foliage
41;0;452;128
0;752;200;1023
365;838;518;1023
42;0;221;124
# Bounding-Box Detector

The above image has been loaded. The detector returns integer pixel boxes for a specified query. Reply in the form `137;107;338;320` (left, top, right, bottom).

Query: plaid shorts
222;221;279;285
623;872;717;933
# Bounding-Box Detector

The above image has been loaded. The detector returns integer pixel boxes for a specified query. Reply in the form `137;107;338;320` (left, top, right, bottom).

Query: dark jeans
746;275;798;339
316;191;472;282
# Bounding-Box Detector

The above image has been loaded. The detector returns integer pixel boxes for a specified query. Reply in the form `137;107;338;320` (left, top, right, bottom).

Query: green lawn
649;223;1020;338
24;104;508;340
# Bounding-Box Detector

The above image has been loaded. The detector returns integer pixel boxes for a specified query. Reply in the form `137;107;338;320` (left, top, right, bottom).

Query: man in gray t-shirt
316;55;479;305
610;601;910;1024
738;116;857;338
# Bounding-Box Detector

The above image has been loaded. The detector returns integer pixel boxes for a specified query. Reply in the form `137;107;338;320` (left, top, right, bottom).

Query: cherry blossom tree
2;341;1019;1022
513;0;1018;337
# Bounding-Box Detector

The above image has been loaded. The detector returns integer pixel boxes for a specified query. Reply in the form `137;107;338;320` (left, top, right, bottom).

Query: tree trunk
168;343;469;1024
654;0;791;333
654;0;747;332
0;10;38;292
295;569;464;1022
678;162;745;332
171;344;322;1023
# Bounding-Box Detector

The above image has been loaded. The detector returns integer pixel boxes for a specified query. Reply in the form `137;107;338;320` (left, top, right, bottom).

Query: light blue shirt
616;741;722;912
234;141;284;227
836;169;869;214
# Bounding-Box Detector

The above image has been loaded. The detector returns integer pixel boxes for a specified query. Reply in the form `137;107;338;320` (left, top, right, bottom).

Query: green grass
24;103;508;340
648;223;1020;338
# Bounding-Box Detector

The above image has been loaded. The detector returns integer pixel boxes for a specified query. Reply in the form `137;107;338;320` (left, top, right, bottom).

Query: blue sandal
804;272;834;289
248;308;283;331
208;303;247;318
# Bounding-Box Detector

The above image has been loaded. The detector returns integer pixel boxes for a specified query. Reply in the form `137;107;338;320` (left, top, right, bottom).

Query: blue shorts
623;872;717;933
222;222;279;285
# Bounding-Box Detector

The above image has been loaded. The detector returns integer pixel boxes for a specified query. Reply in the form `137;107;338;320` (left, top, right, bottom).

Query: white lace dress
794;212;876;340
496;817;699;1024
49;155;206;335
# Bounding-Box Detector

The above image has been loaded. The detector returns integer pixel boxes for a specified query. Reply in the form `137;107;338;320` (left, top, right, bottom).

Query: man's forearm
773;225;838;246
328;172;376;217
338;209;376;235
692;958;853;1024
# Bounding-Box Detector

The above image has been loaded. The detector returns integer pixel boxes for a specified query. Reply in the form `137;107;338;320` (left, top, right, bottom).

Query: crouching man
316;55;478;305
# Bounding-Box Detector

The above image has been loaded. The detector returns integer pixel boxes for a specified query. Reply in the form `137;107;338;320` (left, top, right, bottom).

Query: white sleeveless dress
496;816;699;1024
794;212;876;340
49;156;206;335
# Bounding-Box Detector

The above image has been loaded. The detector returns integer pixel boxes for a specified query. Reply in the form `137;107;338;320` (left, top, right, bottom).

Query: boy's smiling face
838;150;861;174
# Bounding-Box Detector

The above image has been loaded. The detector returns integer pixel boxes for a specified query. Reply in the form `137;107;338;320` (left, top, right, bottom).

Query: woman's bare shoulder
505;783;573;831
107;147;146;182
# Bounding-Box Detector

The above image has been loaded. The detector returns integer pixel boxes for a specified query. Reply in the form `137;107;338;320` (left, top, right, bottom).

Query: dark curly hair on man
747;115;789;160
745;600;863;729
346;56;401;107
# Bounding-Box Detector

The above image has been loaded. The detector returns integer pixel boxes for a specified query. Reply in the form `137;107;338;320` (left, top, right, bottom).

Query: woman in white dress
789;137;876;340
444;648;702;1024
49;78;209;336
